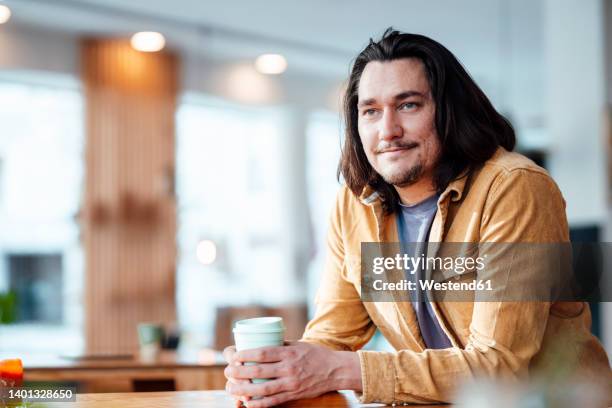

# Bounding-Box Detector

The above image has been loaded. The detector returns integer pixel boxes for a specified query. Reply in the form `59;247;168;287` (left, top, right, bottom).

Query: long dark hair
339;28;515;214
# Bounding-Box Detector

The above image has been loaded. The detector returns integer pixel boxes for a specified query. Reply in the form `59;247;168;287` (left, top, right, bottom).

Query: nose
379;108;402;141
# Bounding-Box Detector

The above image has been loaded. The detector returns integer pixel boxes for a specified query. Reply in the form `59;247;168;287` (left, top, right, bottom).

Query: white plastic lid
232;316;285;333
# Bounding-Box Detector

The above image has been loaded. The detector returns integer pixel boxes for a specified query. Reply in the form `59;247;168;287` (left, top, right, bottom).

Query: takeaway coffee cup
233;317;285;384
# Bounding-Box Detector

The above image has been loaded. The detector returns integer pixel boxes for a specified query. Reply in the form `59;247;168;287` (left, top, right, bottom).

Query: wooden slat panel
81;39;178;353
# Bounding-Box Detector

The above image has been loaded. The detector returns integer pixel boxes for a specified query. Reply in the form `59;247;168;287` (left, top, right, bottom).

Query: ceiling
2;0;541;81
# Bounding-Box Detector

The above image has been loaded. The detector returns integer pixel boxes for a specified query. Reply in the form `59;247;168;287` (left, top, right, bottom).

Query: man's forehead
357;59;430;102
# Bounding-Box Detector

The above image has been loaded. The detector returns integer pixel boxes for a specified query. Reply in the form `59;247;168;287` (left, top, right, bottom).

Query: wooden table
37;390;449;407
7;351;226;392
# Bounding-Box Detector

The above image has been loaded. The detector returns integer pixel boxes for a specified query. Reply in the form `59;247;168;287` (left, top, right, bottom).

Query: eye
399;102;417;110
362;108;378;116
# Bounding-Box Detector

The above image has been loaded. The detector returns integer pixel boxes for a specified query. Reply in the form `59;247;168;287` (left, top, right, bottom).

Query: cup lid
232;316;285;333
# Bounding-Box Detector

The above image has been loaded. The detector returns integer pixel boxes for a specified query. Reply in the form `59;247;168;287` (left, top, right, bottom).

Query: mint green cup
137;323;163;346
233;317;285;384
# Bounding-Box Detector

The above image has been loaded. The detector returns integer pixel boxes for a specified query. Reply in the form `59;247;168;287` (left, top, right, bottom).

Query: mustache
375;141;419;154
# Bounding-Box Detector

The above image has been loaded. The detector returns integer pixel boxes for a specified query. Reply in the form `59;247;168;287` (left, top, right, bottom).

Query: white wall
544;0;607;226
0;23;78;76
502;0;548;149
181;54;342;111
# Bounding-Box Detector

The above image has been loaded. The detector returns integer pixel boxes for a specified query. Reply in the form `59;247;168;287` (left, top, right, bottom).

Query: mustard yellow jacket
301;148;611;404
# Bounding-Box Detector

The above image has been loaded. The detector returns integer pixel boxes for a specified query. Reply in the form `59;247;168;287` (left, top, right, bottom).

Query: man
224;29;610;407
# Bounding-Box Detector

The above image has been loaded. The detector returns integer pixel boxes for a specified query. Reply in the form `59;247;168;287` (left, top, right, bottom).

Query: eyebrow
357;91;425;108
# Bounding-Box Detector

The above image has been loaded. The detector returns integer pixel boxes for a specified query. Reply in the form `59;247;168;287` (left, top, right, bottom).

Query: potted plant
0;291;16;324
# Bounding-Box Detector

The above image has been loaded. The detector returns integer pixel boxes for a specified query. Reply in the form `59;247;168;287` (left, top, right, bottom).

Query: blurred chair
214;304;308;351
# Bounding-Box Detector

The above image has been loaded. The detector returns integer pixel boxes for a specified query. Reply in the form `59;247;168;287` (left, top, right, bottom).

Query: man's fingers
242;391;294;408
223;345;237;363
234;346;290;364
226;380;251;408
224;364;245;381
227;377;250;385
232;395;250;408
226;378;290;398
225;362;285;380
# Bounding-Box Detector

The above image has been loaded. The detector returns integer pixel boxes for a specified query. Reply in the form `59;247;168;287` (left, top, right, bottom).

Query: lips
378;144;418;154
381;147;409;153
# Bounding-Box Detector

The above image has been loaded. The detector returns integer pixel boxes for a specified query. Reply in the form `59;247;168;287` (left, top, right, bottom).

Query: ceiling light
0;5;11;24
130;31;166;52
196;240;217;265
254;54;287;75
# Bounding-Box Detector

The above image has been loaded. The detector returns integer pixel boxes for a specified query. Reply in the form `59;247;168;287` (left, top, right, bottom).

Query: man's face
357;58;441;187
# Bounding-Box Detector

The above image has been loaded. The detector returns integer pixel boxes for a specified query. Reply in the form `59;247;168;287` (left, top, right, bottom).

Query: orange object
0;359;23;386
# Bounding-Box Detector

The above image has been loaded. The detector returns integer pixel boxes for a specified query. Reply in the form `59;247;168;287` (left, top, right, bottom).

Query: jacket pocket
434;267;477;283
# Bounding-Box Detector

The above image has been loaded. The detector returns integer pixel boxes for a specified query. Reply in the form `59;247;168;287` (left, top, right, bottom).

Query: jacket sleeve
356;169;570;404
300;188;377;351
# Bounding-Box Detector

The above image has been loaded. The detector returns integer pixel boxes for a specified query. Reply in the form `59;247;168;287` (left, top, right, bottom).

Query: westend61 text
372;279;493;291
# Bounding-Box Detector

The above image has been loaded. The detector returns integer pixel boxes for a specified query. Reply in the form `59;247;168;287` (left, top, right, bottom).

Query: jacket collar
443;169;470;203
359;185;380;205
358;169;470;206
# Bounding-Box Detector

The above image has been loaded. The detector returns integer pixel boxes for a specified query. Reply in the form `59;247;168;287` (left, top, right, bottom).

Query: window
0;73;84;353
8;253;63;323
176;93;284;346
305;110;343;308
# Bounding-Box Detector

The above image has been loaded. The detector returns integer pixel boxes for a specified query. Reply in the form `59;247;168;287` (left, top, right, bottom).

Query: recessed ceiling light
254;54;287;75
130;31;166;52
196;240;217;265
0;5;11;24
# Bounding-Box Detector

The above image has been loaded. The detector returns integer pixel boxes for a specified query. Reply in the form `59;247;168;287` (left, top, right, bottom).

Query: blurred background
0;0;610;393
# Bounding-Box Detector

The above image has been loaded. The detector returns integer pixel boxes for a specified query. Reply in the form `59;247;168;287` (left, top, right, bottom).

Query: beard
379;163;424;187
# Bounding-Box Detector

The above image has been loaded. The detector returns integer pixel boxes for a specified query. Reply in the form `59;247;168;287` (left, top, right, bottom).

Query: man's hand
223;342;361;408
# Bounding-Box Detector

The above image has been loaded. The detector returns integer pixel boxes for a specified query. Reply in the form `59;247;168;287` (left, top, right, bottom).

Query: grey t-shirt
397;194;452;349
